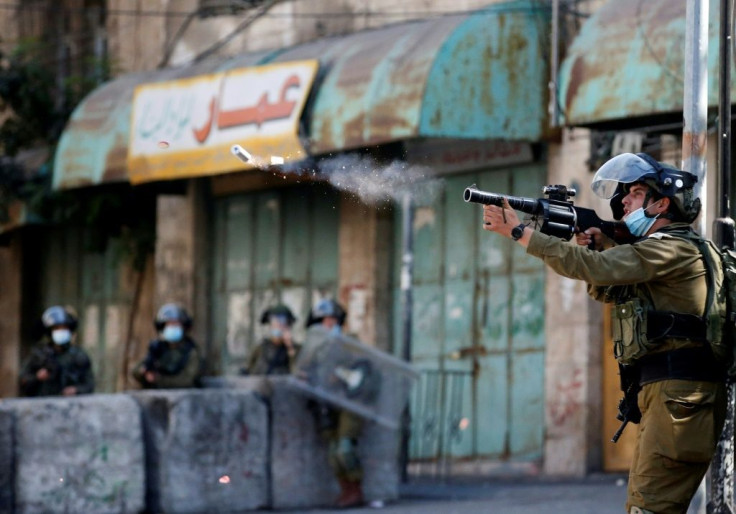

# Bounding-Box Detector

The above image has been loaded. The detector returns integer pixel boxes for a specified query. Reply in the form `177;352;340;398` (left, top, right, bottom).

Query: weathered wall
337;196;393;349
543;128;605;476
153;181;211;369
0;236;22;398
104;0;509;71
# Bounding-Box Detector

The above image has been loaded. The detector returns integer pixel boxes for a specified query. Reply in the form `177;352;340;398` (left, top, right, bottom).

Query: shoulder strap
656;227;716;319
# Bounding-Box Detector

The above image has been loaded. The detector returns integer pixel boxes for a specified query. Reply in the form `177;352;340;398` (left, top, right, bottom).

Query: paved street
280;474;630;514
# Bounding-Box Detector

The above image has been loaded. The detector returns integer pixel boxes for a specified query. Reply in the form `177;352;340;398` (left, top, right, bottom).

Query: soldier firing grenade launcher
463;185;634;244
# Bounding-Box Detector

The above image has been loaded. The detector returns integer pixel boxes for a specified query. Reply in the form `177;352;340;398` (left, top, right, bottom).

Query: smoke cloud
232;146;445;204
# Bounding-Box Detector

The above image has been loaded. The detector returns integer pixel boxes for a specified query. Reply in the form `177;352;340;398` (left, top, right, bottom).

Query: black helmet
41;306;77;332
592;153;701;223
260;304;296;325
154;303;192;331
306;299;346;327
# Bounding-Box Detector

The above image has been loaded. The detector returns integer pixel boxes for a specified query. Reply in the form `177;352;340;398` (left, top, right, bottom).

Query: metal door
210;185;340;375
30;226;142;393
394;164;547;467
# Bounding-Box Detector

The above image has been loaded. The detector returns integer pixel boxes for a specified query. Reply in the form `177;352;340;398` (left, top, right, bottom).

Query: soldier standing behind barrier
132;303;202;389
244;304;300;375
305;299;365;509
482;153;727;514
19;306;94;397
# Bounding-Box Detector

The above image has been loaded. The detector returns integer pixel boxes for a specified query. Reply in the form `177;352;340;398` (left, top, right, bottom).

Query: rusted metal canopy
54;0;549;190
559;0;729;127
273;1;550;154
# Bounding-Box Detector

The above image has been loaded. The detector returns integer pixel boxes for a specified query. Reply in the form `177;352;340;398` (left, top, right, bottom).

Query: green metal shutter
32;226;140;393
396;164;546;465
211;185;340;375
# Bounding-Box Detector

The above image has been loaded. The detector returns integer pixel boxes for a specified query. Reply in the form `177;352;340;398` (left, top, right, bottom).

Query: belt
647;311;707;342
638;346;725;386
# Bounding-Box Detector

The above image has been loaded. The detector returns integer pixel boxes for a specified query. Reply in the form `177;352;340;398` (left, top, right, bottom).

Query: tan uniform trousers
627;379;726;514
321;410;364;482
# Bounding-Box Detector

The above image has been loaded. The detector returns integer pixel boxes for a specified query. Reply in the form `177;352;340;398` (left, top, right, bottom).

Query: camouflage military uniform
245;338;301;375
527;223;727;514
132;337;202;389
310;403;364;482
19;342;94;397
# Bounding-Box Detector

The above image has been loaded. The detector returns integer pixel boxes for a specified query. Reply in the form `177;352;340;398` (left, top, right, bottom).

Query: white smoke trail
312;154;443;205
231;145;444;204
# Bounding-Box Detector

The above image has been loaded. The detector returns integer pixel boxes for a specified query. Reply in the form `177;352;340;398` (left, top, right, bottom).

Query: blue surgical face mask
162;324;184;343
330;325;342;336
624;203;660;237
270;328;284;339
51;328;72;345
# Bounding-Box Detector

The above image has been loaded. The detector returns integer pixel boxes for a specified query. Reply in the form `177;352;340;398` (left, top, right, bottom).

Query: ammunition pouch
612;298;651;364
613;300;709;365
638;346;726;385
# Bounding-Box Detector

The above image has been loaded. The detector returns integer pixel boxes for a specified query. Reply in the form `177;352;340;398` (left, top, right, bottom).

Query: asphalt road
279;474;630;514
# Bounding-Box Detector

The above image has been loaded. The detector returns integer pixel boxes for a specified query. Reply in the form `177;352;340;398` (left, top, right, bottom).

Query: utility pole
548;0;560;127
709;0;736;511
680;3;709;351
399;192;414;482
681;0;709;206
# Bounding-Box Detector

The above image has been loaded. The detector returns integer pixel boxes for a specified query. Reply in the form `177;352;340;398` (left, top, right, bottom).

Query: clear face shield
590;153;659;200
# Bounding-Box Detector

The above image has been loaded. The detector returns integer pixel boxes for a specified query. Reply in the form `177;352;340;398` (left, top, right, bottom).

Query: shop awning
54;0;550;190
559;0;728;127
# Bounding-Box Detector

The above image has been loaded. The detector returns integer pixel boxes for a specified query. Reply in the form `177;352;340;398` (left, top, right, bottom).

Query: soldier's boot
335;479;364;509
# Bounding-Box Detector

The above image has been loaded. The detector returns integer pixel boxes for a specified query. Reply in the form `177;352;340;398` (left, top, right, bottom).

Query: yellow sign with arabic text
127;60;318;184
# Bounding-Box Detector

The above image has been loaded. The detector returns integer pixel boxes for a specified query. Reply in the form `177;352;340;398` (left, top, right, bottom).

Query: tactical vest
609;227;728;382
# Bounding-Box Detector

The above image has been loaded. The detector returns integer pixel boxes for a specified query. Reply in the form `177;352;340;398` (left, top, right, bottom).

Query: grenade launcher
463;184;634;244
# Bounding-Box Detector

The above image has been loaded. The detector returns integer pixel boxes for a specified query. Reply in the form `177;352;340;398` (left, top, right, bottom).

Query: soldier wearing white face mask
132;303;202;389
19;306;94;397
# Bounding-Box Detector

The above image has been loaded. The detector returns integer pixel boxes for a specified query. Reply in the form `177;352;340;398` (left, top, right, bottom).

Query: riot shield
286;326;418;429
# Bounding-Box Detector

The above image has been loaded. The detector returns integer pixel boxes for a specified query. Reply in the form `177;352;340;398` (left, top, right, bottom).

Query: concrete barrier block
130;389;269;513
0;407;14;513
268;377;400;509
360;423;401;502
4;394;145;514
269;377;339;509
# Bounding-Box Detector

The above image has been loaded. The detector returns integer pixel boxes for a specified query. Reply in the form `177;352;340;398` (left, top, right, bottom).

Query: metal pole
681;0;709;230
717;0;733;228
399;192;415;482
680;2;709;510
548;0;560;127
710;0;736;511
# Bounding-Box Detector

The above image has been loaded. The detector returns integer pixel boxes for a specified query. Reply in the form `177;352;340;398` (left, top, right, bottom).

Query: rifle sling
638;346;725;386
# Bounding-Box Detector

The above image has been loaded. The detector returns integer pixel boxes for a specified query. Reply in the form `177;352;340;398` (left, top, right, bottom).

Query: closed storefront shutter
210;185;340;375
395;164;546;465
